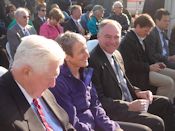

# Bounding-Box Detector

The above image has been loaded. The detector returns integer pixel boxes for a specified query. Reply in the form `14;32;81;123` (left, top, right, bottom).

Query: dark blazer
33;16;45;34
145;27;167;63
119;30;154;92
89;45;139;119
145;27;175;69
7;24;36;59
63;18;80;33
0;71;75;131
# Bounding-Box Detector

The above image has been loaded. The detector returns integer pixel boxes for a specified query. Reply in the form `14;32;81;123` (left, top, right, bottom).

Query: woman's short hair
55;31;86;56
48;8;64;22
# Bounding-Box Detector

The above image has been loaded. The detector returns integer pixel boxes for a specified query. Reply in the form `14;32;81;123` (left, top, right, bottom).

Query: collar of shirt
71;16;80;24
17;23;27;31
133;30;145;45
39;16;45;21
102;48;113;63
15;81;33;105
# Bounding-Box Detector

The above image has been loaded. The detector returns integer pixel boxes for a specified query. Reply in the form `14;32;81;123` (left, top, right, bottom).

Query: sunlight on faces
98;23;121;54
67;41;89;68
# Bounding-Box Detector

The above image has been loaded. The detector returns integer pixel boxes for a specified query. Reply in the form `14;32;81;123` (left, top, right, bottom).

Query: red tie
33;99;53;131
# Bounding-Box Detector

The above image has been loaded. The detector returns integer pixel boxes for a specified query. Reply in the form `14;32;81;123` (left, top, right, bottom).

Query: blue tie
32;98;63;131
161;31;169;56
112;56;133;102
23;28;30;36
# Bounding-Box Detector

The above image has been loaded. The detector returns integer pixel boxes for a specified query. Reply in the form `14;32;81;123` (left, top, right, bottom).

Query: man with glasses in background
7;7;36;60
33;3;47;34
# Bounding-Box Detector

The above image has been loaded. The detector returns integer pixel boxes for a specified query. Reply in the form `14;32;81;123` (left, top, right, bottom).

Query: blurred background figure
33;2;47;34
7;7;36;60
169;25;175;56
80;4;93;34
4;4;17;29
108;1;130;36
63;5;84;35
39;8;64;40
87;5;105;40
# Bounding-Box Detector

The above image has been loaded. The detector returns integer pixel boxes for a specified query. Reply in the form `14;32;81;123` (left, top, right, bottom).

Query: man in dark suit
119;14;175;102
33;3;47;34
63;5;85;35
145;8;175;69
0;35;75;131
7;7;36;59
89;19;175;131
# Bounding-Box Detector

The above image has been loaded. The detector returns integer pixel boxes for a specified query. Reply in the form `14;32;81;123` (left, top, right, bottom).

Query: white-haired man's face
25;60;60;97
16;11;29;27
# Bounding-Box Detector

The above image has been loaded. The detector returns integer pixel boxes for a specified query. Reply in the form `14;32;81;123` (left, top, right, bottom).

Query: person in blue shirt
87;5;104;39
50;31;151;131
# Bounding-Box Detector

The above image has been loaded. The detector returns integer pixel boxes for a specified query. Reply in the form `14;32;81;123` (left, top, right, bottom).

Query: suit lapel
154;27;163;51
96;45;118;83
42;90;70;130
14;24;25;38
70;18;79;33
4;71;44;131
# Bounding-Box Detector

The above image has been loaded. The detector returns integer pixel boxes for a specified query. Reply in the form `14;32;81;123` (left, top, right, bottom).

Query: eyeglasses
22;15;30;19
41;9;46;12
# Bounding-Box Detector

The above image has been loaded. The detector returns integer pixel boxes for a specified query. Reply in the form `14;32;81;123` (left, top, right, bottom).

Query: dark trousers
109;95;175;131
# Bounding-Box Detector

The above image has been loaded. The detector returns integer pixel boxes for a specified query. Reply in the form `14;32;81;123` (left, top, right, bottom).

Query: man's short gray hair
98;19;122;34
112;1;123;9
12;35;65;72
14;7;29;18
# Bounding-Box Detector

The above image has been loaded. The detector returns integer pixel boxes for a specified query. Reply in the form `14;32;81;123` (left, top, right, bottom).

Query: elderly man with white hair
7;7;36;60
108;1;130;36
0;35;75;131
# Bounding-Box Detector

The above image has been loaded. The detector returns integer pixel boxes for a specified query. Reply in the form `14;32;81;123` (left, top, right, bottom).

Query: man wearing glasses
7;7;36;60
33;3;47;34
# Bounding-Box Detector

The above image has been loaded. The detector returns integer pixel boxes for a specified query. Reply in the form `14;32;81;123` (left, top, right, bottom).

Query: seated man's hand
136;90;153;104
168;55;175;62
149;63;162;72
128;99;149;112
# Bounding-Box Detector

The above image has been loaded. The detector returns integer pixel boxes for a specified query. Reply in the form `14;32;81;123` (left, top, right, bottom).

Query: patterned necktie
112;56;133;102
23;28;30;36
33;99;53;131
161;31;169;56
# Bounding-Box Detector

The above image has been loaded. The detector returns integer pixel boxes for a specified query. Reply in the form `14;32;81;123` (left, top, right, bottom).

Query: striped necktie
23;28;30;36
33;99;53;131
112;56;133;102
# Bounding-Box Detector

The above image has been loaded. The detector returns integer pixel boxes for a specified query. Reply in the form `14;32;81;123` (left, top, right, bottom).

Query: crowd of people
0;0;175;131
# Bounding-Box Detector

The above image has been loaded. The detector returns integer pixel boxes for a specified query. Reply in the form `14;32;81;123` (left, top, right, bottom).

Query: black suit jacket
7;24;36;59
89;45;139;119
145;27;168;63
0;71;75;131
63;18;80;33
33;16;45;34
119;30;154;92
145;27;175;69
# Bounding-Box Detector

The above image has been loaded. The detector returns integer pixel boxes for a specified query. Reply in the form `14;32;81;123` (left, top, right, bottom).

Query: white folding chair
6;42;13;68
86;39;98;53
